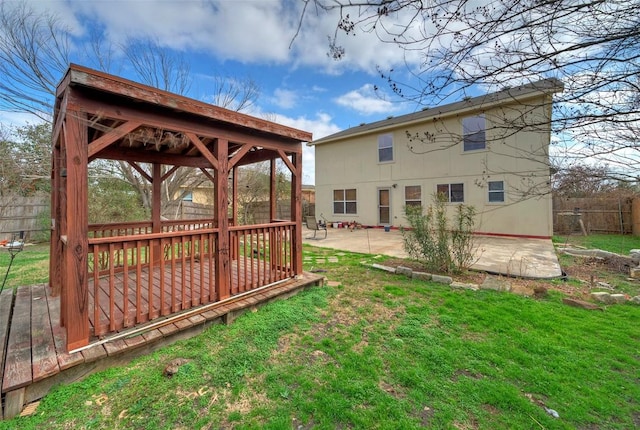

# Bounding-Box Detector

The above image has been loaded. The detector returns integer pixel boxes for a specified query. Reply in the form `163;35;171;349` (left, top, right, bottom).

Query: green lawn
553;233;640;255
0;243;49;290
2;243;639;429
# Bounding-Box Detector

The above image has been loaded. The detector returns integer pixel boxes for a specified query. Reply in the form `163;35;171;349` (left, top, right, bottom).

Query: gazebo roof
55;64;311;170
58;63;312;144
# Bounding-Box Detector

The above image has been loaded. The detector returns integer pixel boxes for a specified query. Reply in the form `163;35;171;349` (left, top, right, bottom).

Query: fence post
633;197;640;236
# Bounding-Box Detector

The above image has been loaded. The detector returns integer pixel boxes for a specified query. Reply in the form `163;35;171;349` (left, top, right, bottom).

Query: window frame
377;133;394;163
404;185;422;209
436;183;465;203
462;114;487;152
488;180;505;203
333;188;357;214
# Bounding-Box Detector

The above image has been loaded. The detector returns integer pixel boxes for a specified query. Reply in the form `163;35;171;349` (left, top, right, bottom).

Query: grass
2;242;639;429
553;233;640;255
0;243;49;290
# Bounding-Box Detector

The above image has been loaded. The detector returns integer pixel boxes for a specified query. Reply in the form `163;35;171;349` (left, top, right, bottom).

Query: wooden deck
0;269;324;419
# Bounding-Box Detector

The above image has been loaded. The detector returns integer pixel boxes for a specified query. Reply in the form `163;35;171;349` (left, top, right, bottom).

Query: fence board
553;196;635;234
0;196;49;242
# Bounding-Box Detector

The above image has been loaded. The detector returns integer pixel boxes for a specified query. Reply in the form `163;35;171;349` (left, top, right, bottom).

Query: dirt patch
452;369;483;381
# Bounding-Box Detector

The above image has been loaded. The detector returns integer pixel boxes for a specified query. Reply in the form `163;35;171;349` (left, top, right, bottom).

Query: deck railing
229;221;295;295
87;220;295;338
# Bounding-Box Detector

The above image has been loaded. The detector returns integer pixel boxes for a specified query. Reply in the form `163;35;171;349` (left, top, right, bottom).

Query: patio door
378;188;391;225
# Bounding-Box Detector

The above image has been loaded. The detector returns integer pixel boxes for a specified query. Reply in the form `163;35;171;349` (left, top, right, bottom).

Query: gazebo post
151;163;163;264
49;128;62;298
291;152;303;274
63;109;90;350
214;138;231;300
270;158;277;221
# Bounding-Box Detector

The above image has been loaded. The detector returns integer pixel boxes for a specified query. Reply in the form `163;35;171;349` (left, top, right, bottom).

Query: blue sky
2;0;441;184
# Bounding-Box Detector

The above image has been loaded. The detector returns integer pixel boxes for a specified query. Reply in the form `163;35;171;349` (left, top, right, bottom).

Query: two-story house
309;79;564;238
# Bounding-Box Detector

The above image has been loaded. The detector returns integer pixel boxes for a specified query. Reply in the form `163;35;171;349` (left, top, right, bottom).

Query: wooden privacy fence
0;195;48;241
553;196;638;235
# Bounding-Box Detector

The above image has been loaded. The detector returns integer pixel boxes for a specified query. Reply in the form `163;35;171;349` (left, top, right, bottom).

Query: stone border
365;263;640;306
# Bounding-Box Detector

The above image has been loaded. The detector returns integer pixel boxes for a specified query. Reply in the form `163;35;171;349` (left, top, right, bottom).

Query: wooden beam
152;164;162;266
231;167;237;226
49;118;63;297
277;149;295;174
214;138;231;300
186;132;219;170
199;167;215;183
63;108;90;350
127;161;152;183
270;159;277;221
67;92;304;153
234;149;278;167
88;120;142;158
161;165;180;182
51;92;68;147
99;147;211;169
291;152;303;274
228;144;252;169
152;164;162;233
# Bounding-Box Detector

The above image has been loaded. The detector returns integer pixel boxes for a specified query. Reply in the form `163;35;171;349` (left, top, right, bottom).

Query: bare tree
0;2;70;119
208;74;260;113
297;0;640;183
0;1;263;218
123;37;192;96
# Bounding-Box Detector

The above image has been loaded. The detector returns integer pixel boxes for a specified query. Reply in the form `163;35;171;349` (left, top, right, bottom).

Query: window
182;191;193;201
333;188;357;214
405;185;422;208
378;133;393;162
436;183;464;203
488;180;505;203
462;115;486;151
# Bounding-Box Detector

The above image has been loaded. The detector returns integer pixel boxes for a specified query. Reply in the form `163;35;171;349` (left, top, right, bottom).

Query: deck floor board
2;287;32;393
30;285;59;382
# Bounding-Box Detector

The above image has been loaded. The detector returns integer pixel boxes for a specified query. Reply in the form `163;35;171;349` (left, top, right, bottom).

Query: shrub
402;194;476;274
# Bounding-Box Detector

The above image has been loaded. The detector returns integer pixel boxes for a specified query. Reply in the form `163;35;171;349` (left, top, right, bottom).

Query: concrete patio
302;226;563;279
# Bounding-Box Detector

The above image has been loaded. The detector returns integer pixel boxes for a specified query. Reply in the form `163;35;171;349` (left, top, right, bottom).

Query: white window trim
377;133;394;163
436;182;465;203
487;180;506;204
404;185;422;208
333;188;358;215
462;114;487;153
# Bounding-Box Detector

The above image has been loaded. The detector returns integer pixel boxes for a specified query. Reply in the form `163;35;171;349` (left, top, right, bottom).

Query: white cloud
270;112;342;185
65;0;301;64
272;88;298;109
0;111;47;130
334;84;399;115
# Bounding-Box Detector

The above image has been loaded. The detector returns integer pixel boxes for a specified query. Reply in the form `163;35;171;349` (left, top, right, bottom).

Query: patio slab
303;226;563;279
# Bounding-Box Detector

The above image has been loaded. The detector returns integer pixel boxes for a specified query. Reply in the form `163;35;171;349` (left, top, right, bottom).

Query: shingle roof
309;78;563;146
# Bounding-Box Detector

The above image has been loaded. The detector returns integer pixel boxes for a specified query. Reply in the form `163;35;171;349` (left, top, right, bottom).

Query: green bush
402;194;476;274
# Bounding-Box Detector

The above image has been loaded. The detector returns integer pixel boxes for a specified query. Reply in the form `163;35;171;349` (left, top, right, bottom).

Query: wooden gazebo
50;64;312;351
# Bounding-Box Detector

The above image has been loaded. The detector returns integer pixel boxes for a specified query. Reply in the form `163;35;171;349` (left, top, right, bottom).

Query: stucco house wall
310;79;563;238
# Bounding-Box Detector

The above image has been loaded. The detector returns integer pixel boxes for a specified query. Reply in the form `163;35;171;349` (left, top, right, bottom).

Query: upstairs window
436;183;464;203
404;185;422;208
378;133;393;162
488;180;505;203
333;188;357;214
462;114;486;151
